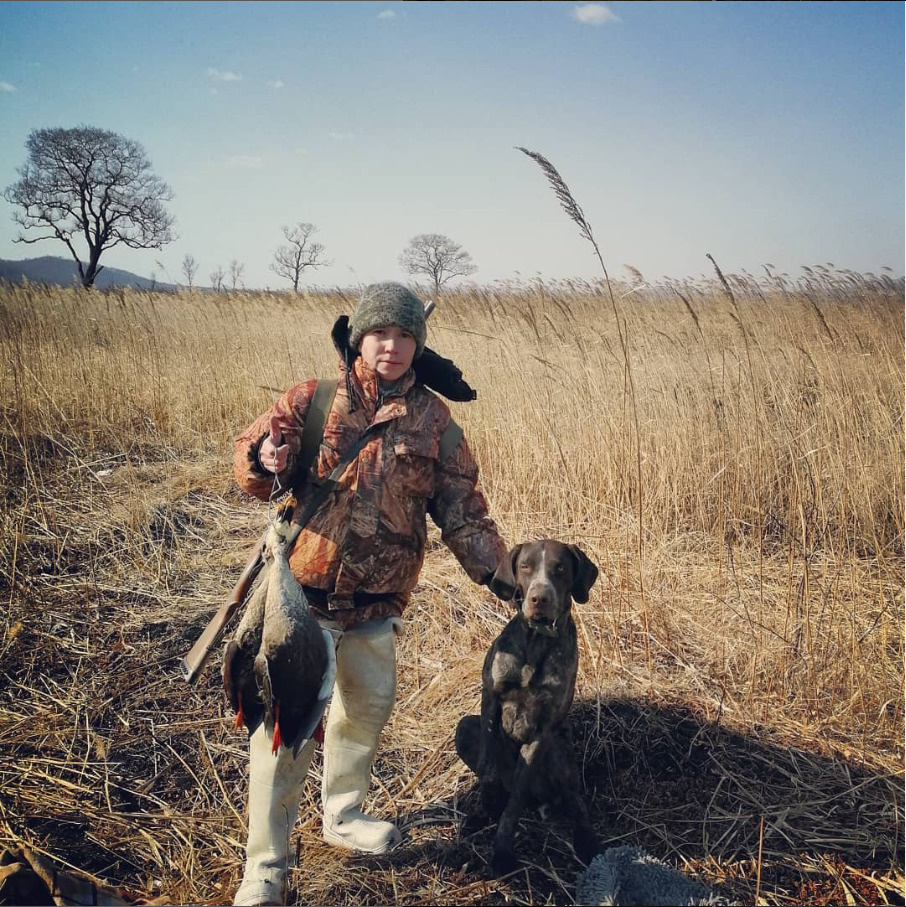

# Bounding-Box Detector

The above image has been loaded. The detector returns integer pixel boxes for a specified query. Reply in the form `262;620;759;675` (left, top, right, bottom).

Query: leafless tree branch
210;266;225;293
398;233;477;296
182;254;199;289
270;222;329;292
3;125;175;287
228;259;245;292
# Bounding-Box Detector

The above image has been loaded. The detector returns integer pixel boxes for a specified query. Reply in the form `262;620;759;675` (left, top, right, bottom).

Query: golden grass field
0;272;903;906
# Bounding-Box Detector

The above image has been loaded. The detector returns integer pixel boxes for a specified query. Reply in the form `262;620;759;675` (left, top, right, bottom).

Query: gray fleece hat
349;282;427;359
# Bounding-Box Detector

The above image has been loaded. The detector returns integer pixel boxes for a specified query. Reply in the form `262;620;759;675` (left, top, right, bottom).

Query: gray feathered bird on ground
223;496;334;758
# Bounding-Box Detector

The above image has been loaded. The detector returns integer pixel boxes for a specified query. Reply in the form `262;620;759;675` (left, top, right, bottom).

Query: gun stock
181;531;268;684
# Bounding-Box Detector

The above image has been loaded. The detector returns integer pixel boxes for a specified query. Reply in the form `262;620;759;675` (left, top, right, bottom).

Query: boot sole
322;826;402;854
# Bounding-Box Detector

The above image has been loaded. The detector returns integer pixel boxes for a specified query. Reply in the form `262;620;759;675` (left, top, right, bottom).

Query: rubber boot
233;726;316;906
321;618;402;854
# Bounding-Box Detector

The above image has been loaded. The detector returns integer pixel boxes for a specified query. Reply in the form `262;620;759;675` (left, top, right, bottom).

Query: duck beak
276;495;298;523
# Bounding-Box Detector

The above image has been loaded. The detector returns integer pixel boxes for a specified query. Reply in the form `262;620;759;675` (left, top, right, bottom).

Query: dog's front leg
477;684;502;782
476;685;509;822
491;735;544;876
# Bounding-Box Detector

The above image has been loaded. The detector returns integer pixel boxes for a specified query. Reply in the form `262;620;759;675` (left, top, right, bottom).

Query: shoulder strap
289;419;381;533
296;379;337;478
438;419;463;463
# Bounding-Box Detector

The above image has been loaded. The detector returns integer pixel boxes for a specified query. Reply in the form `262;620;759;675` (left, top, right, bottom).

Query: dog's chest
491;650;537;689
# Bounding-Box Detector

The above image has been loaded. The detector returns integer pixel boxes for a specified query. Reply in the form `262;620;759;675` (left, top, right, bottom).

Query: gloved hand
257;414;289;474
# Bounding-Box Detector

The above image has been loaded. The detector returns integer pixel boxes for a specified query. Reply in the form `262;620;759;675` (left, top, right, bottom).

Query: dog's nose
524;585;555;616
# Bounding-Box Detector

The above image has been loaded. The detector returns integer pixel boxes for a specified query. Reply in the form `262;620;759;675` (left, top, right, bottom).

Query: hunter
231;282;507;906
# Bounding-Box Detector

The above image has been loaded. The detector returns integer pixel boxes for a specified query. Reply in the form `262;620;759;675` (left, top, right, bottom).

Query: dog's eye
518;563;531;572
554;563;565;573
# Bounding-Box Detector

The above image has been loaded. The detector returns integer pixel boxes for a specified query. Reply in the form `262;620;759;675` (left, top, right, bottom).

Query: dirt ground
1;453;902;907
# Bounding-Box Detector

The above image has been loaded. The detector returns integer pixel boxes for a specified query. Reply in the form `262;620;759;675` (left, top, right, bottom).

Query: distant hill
0;256;178;291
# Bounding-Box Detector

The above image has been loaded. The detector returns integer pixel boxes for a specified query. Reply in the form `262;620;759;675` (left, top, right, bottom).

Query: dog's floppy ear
488;544;522;602
567;545;599;604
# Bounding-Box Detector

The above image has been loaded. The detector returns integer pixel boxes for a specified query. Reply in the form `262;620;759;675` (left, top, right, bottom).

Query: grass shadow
426;696;903;905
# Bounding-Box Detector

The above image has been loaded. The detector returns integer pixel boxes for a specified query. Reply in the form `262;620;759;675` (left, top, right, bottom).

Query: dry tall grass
0;273;903;906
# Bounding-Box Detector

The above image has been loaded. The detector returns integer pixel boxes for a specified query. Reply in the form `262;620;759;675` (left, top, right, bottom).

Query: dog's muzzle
520;612;560;637
517;584;561;637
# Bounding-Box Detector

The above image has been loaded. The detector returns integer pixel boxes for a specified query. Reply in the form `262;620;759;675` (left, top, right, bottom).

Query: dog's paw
490;845;519;877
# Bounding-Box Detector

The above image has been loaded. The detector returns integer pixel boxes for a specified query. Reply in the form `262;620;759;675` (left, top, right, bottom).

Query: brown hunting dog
456;540;600;875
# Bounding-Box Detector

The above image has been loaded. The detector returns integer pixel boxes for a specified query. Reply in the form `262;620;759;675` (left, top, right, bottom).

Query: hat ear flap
488;545;522;602
568;545;599;604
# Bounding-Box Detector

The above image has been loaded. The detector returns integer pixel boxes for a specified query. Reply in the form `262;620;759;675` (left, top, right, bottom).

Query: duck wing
223;568;269;735
257;553;331;756
253;649;276;736
223;637;265;735
263;618;333;757
288;627;337;757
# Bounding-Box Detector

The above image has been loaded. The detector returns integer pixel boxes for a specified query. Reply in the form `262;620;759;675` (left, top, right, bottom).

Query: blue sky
0;1;902;289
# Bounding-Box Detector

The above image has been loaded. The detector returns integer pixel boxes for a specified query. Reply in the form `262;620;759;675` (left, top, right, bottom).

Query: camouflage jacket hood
234;339;506;628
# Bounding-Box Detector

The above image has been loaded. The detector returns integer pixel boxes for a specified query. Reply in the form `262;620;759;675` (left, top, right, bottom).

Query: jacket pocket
391;433;437;498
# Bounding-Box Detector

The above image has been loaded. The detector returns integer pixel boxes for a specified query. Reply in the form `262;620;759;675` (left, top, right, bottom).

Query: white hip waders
321;617;402;854
233;619;400;906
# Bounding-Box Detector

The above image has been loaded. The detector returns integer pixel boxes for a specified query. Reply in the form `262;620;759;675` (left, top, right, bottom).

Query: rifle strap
296;379;338;480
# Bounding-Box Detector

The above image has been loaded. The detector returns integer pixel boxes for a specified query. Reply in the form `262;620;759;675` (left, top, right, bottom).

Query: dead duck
223;496;334;758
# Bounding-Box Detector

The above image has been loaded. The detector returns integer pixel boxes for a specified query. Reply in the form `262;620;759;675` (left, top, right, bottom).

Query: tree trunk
82;248;103;288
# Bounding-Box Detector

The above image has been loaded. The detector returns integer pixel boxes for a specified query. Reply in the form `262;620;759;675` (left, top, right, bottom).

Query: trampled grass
0;273;902;905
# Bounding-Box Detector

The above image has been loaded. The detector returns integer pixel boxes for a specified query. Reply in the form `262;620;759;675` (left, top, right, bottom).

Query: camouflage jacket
234;355;507;628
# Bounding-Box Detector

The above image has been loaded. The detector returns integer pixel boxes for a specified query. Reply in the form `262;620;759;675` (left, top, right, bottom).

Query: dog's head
489;540;599;633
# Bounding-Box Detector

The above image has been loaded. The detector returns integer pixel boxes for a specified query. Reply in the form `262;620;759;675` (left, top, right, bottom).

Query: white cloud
328;131;356;141
572;3;620;26
0;81;17;93
377;9;396;19
268;79;285;89
226;154;264;168
207;67;242;82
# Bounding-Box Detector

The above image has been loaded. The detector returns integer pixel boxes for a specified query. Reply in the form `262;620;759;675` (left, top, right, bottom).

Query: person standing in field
231;282;507;906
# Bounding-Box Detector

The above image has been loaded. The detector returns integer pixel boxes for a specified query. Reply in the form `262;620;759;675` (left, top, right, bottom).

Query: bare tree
210;266;225;292
270;222;329;292
398;233;477;296
182;254;199;289
3;125;175;288
228;259;245;291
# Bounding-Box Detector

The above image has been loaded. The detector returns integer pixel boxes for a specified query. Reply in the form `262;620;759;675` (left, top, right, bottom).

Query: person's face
359;325;417;382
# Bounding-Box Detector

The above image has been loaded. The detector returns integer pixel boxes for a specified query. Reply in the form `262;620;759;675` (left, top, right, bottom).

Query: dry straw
0;271;903;905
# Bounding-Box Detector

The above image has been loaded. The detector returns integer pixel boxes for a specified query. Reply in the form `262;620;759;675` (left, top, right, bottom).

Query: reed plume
516;145;649;671
515;147;597;249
